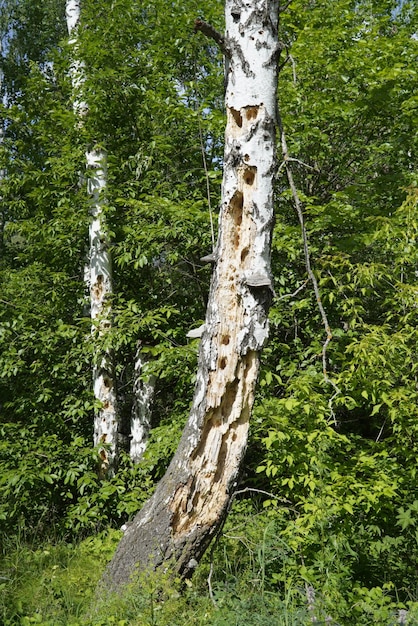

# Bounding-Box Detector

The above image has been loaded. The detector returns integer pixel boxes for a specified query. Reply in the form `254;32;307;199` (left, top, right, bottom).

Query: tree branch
194;19;230;56
279;0;293;13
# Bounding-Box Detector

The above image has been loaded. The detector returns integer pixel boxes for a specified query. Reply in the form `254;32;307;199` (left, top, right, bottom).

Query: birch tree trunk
130;343;155;462
66;0;118;475
105;0;279;588
0;40;4;255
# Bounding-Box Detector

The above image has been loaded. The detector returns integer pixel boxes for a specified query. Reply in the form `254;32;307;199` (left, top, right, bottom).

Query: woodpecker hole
241;247;249;262
103;376;113;389
230;190;243;224
229;107;243;128
219;357;227;369
245;106;259;121
92;274;104;299
221;335;230;345
243;166;256;186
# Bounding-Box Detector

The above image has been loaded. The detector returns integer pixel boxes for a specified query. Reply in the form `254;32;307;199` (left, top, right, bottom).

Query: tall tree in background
66;0;118;474
106;0;280;587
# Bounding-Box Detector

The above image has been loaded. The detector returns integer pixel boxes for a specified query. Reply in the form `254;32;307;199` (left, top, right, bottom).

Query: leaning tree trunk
105;0;279;588
66;0;118;475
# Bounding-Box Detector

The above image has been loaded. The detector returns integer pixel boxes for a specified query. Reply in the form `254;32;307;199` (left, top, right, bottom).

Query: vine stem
277;107;341;417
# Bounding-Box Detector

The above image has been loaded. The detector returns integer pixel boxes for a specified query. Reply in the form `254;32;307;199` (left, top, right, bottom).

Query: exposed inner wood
170;103;262;537
171;350;257;534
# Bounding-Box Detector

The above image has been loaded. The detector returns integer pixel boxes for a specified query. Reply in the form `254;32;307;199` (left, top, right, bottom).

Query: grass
1;516;418;625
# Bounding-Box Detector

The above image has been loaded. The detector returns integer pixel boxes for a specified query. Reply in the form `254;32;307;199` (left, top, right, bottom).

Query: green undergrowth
1;509;418;626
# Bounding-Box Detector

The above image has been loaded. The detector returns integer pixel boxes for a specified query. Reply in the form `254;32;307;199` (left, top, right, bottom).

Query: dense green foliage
1;0;418;623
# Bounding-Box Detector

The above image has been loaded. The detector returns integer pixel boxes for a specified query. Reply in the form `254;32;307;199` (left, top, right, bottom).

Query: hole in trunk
103;375;113;389
243;166;256;186
92;274;104;299
230;191;243;226
241;247;249;262
245;106;259;120
229;107;243;128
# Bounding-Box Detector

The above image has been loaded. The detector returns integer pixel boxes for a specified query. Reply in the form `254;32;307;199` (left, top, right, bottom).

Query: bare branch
278;156;318;174
279;0;293;13
277;106;341;417
289;53;297;83
194;19;229;56
276;279;309;302
197;114;216;250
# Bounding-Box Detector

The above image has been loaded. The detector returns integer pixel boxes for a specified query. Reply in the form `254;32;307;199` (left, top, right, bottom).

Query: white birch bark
105;0;279;587
130;344;155;462
66;0;118;474
0;40;4;252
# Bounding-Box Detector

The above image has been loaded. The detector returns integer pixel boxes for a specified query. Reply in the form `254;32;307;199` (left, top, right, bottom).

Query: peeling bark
104;0;279;588
66;0;118;474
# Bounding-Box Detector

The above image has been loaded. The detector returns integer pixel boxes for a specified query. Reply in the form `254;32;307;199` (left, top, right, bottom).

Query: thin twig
231;487;291;503
207;561;216;607
279;0;293;13
277;107;341;419
289;53;297;84
375;418;387;442
277;157;318;173
276;279;309;302
197;114;216;250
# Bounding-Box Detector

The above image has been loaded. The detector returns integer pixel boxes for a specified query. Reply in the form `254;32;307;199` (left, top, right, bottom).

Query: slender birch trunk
105;0;279;588
130;344;155;462
0;40;4;254
66;0;118;475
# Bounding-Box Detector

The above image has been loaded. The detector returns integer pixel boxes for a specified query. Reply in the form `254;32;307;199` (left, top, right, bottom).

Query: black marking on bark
226;141;242;168
263;42;284;67
231;6;241;22
229;38;255;78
